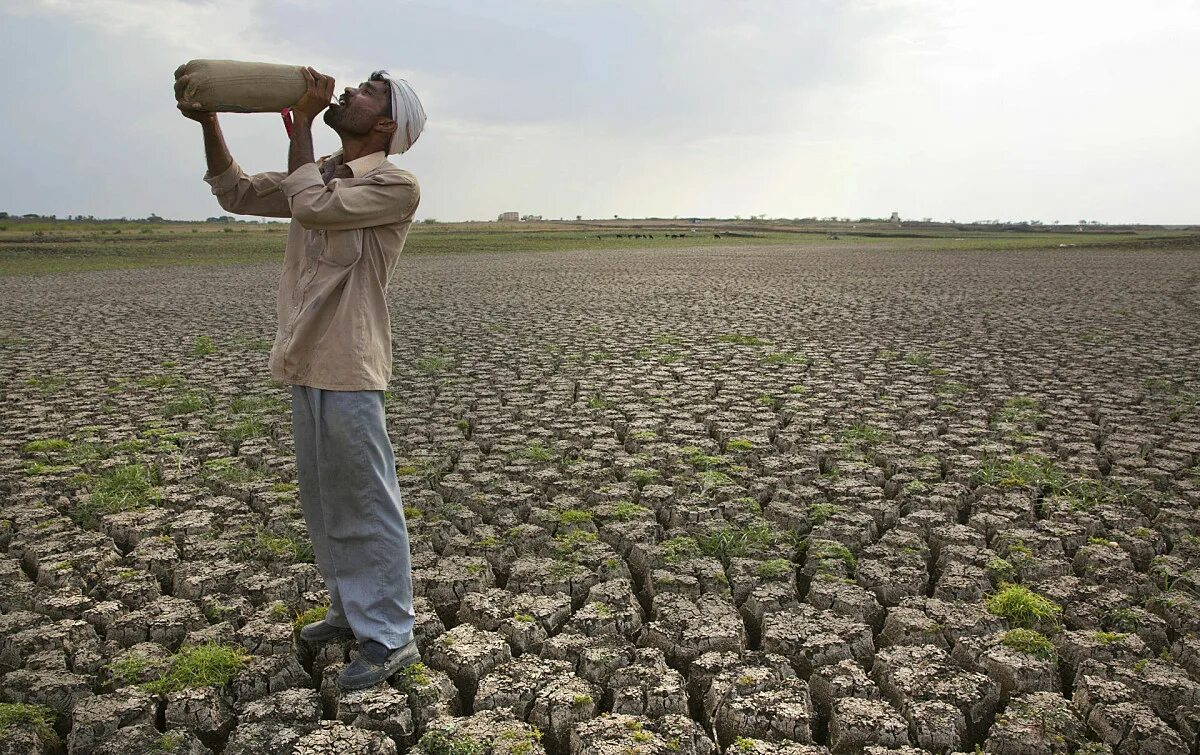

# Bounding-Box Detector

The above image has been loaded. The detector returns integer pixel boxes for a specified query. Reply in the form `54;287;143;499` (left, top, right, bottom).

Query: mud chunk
905;698;966;753
562;578;645;640
712;676;814;748
639;592;746;669
238;687;322;725
690;650;796;731
807;574;884;628
458;587;572;654
392;662;460;732
506;555;599;608
0;668;93;722
527;672;601;753
984;691;1085;755
1086;701;1188;755
762;603;874;678
230;653;308;705
1081;658;1200;728
643;556;729;603
952;631;1059;701
414;555;495;619
334;684;415;749
293;721;398;755
1072;671;1137;720
855;532;929;607
108;595;207;650
809;658;879;724
608;648;689;718
474;654;575;717
872;643;1000;748
1053;630;1148;677
164;686;236;749
224;720;310;754
423;623;512;710
828;696;909;753
0;618;98;673
741;580;801;638
567;713;715;755
543;632;641;686
66;687;156;754
712;740;826;754
105;642;172;688
414;709;546;754
92;724;211;755
880;606;948;649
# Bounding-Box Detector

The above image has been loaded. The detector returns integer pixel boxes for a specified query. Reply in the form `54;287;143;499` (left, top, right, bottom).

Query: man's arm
279;67;416;231
199;117;233;178
287;67;332;174
175;73;291;218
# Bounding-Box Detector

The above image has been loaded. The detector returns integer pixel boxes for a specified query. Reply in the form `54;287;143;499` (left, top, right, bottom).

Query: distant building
889;211;900;223
498;211;519;222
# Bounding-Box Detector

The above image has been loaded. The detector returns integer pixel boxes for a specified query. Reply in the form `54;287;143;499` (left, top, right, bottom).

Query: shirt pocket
317;228;363;267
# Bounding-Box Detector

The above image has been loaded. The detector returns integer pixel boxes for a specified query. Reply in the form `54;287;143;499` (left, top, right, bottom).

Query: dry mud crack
1;243;1199;754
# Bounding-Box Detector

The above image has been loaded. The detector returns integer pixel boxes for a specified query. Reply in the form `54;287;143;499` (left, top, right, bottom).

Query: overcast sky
2;0;1197;223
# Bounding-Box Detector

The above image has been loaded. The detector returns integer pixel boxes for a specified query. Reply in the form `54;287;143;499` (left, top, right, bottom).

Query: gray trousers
291;385;415;649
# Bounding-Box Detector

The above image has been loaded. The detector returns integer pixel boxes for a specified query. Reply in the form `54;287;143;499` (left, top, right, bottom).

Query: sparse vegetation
0;703;57;743
986;583;1062;629
74;463;162;526
1001;628;1056;659
718;333;770;346
142;642;250;694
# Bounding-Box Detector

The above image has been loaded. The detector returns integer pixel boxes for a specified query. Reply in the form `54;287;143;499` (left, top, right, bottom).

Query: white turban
372;70;426;155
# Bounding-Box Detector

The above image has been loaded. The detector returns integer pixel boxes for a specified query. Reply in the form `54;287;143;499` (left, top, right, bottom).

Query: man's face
324;78;390;136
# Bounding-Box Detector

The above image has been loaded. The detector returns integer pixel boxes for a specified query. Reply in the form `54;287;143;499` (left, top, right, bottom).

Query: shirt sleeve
203;161;292;218
279;163;418;231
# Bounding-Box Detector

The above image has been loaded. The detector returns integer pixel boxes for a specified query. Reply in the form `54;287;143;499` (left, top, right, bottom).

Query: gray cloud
2;0;1197;223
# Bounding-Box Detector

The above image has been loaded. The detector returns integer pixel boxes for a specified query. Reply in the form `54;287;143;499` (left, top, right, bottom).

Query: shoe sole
336;643;421;690
298;622;355;644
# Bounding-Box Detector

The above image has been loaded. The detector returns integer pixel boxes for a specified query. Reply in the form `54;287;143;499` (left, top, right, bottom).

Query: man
175;66;426;689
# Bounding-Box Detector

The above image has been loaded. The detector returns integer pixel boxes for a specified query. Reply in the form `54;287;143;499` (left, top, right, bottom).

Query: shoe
298;619;355;644
337;637;421;690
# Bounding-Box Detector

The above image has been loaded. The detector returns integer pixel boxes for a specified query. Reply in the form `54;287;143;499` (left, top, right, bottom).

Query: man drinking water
175;65;426;689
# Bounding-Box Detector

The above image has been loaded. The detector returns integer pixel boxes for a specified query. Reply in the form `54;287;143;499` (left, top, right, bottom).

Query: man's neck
338;135;385;164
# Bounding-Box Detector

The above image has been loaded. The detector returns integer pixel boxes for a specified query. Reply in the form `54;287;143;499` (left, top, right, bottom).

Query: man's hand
173;69;215;124
292;67;335;122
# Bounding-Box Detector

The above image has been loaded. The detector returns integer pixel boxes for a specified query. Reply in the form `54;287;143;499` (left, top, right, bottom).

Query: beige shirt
205;151;419;391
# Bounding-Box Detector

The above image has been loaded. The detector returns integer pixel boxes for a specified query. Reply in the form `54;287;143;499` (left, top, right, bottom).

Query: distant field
1;218;1196;276
1;242;1198;752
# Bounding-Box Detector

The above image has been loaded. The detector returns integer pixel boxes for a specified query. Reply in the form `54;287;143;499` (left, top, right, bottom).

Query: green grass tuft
74;463;162;526
293;604;328;630
985;583;1062;629
190;335;216;356
21;438;72;454
808;538;858;573
237;528;314;563
757;558;794;579
141;642;250;695
718;333;770;346
697;522;794;567
0;702;57;742
417;729;486;755
1001;628;1056;659
162;388;210;417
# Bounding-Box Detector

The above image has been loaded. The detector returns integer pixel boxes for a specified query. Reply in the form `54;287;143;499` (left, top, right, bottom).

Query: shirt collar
345;151;387;177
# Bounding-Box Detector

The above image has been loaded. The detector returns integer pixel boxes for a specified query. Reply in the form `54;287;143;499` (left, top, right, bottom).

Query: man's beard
324;106;372;137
